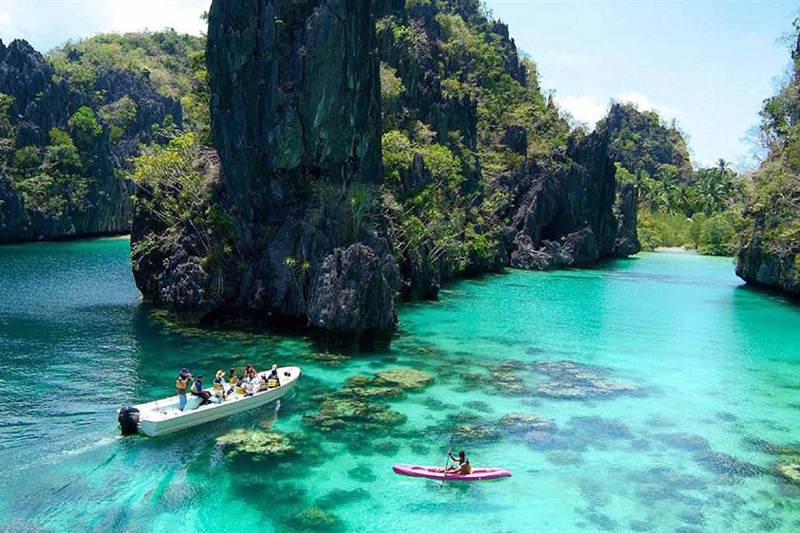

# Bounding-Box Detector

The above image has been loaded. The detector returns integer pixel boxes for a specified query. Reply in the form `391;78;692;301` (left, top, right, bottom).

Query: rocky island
0;33;199;242
130;0;639;344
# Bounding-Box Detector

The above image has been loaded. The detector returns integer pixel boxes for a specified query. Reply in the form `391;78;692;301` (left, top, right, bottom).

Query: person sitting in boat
213;370;227;399
227;368;238;387
266;364;281;388
190;375;212;406
242;370;257;397
234;375;246;397
446;450;472;476
175;369;191;411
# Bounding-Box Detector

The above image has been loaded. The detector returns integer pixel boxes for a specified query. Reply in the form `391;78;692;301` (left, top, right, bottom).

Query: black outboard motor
118;406;140;436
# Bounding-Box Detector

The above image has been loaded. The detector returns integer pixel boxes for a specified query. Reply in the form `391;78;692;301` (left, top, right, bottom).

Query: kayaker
190;375;212;406
446;450;472;476
175;369;191;411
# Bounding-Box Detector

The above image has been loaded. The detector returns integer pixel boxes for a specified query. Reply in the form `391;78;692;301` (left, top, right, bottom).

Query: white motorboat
118;366;302;437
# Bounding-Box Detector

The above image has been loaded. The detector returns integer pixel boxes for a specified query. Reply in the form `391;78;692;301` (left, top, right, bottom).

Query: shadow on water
734;283;800;311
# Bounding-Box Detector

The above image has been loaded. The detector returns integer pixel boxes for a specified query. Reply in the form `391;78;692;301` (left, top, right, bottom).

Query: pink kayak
392;464;511;482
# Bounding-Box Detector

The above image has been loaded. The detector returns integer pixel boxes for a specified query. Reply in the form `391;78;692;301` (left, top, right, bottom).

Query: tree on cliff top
739;20;800;263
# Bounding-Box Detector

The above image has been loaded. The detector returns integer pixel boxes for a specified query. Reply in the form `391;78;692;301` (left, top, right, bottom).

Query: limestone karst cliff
0;34;192;242
130;0;639;343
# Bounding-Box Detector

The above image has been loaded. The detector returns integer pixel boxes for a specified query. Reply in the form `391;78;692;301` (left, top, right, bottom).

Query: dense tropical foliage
737;21;800;282
0;30;204;222
600;103;744;255
377;0;569;279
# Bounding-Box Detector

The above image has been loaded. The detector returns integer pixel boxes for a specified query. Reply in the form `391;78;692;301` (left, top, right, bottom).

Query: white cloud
616;92;673;117
102;1;211;36
555;91;677;128
0;1;211;51
554;95;606;126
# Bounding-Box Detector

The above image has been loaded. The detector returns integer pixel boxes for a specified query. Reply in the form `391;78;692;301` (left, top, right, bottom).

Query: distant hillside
0;30;204;242
598;102;692;178
597;102;744;255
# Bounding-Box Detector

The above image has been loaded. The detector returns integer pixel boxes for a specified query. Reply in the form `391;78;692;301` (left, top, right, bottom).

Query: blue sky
0;0;797;167
489;0;798;167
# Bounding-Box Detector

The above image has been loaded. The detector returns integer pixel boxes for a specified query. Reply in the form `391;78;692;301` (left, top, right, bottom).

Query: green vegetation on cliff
736;21;800;294
377;0;569;289
48;29;204;98
599;102;744;255
0;30;205;241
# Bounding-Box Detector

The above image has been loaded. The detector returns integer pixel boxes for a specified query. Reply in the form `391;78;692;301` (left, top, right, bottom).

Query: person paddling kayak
446;450;472;475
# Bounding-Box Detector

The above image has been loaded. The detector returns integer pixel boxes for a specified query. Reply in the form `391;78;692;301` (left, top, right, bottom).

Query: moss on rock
216;429;305;461
376;368;434;390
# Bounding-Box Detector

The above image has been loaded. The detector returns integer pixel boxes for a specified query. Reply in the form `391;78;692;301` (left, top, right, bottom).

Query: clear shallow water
1;239;800;532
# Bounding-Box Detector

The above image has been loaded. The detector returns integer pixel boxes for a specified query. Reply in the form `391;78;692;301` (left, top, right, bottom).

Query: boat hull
130;367;301;437
392;464;511;481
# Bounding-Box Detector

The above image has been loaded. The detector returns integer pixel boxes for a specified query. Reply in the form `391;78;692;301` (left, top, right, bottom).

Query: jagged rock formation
736;28;800;298
131;0;639;343
505;131;639;270
376;1;638;298
597;101;692;179
132;0;400;344
0;37;183;242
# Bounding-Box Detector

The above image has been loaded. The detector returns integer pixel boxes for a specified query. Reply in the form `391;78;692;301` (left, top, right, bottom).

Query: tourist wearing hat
175;369;191;411
266;364;281;388
213;369;226;399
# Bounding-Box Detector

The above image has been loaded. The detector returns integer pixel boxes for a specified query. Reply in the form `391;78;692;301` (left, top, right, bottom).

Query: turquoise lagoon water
1;238;800;532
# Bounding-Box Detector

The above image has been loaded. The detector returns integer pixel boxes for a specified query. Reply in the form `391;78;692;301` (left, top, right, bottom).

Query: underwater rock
421;397;455;411
500;413;557;433
655;433;710;452
338;375;405;400
376;369;434;390
523;430;574;451
301;351;351;366
464;401;494;413
498;359;531;371
288;508;342;532
269;482;308;507
303;397;406;433
454;424;502;443
545;451;583;465
490;367;526;395
411;444;430;456
692;450;763;477
584;510;618;531
315;488;370;509
773;461;800;485
531;360;638;399
744;437;800;458
215;429;304;461
566;416;635;441
347;464;377;483
629;467;707;491
374;440;400;456
427;411;501;444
